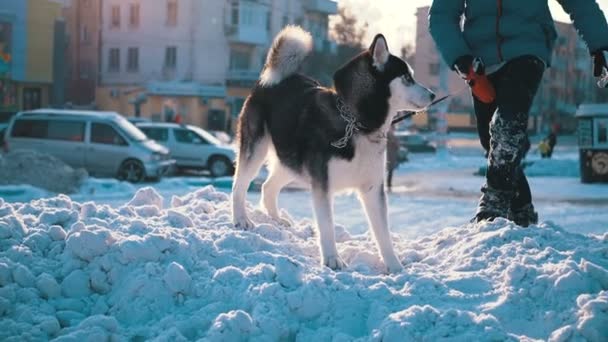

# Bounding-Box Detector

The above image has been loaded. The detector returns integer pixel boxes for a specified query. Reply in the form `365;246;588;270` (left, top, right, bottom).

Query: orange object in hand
465;59;496;104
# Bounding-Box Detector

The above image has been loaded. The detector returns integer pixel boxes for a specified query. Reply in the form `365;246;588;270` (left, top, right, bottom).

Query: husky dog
231;26;435;273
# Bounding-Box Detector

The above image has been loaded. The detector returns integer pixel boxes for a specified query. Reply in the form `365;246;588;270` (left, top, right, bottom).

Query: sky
336;0;608;51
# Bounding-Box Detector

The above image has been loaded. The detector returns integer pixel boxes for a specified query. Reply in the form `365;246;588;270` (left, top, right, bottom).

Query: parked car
4;109;174;182
394;131;437;153
136;122;236;177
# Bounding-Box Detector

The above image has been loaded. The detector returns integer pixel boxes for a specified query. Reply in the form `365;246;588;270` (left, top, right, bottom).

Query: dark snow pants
473;55;545;217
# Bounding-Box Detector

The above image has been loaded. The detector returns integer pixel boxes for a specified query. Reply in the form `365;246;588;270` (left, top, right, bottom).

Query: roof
17;109;122;119
576;103;608;118
135;122;184;129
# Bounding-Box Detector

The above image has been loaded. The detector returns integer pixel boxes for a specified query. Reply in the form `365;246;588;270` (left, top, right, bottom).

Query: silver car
136;122;235;177
4;109;174;182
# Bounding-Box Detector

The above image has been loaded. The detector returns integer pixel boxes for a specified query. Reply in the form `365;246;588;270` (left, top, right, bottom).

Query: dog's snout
430;93;436;101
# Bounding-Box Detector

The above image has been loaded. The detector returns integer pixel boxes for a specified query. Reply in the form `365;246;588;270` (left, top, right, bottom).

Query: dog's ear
370;34;390;71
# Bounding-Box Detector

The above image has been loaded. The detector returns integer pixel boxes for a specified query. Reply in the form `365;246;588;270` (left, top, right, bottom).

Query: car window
91;123;127;146
141;127;169;142
47;120;85;142
174;128;208;144
11;119;49;139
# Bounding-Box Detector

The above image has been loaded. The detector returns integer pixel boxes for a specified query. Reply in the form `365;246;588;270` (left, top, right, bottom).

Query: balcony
304;0;338;14
226;69;260;87
225;1;270;45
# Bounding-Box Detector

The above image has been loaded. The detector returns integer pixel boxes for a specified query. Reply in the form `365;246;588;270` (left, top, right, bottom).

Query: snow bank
0;150;87;194
0;186;607;340
524;158;580;178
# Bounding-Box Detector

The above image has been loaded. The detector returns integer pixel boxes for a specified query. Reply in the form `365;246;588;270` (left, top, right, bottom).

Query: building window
111;5;120;28
129;3;140;28
81;25;89;43
79;60;91;79
231;2;239;25
229;50;250;70
429;63;440;76
167;0;178;27
108;48;120;72
164;46;177;69
127;47;139;72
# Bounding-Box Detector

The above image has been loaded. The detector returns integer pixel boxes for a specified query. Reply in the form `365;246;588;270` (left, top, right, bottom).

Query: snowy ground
1;134;607;340
1;186;607;341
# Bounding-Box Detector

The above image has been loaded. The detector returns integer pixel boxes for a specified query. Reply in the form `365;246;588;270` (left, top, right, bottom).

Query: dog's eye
401;75;414;85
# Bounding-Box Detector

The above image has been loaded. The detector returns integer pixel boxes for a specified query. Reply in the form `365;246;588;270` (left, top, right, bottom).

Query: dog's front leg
311;186;346;270
358;184;404;273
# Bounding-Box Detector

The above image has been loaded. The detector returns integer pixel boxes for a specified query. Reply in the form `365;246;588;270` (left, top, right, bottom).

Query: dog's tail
259;25;313;87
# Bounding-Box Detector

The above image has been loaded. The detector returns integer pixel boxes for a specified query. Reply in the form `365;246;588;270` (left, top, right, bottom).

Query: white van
3;109;174;182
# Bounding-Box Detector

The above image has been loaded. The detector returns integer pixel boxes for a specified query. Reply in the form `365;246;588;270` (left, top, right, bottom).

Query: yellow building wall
96;86;229;129
25;0;62;83
446;113;475;129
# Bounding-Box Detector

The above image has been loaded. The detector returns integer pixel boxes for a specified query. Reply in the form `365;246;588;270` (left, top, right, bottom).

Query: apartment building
414;6;601;133
0;0;65;122
63;0;102;105
96;0;337;132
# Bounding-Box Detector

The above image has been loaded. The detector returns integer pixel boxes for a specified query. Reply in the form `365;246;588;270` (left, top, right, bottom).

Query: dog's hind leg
261;164;293;225
311;185;346;270
358;184;404;273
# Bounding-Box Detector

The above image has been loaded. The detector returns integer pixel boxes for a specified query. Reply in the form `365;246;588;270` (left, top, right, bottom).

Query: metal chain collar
331;97;366;149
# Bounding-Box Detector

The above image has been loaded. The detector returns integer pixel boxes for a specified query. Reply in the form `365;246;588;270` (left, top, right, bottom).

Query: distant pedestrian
386;128;400;191
429;0;608;227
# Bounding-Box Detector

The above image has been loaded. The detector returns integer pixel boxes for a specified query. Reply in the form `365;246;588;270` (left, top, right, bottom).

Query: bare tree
330;7;368;48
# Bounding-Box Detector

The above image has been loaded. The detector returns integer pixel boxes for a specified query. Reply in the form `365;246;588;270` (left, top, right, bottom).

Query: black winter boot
472;186;513;223
509;204;538;227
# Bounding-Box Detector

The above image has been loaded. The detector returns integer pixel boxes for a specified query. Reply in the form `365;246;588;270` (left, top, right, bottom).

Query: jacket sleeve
557;0;608;51
428;0;471;69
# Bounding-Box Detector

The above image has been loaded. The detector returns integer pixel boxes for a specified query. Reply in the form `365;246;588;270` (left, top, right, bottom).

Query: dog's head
334;35;435;129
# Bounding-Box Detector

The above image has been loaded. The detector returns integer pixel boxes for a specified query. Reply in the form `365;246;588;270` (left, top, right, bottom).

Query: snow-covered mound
1;187;607;341
0;149;88;194
525;158;580;178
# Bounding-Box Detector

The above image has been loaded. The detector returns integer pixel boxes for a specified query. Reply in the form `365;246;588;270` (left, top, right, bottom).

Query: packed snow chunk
0;262;13;286
13;263;35;288
0;149;88;194
117;237;162;263
38;315;61;336
373;305;510;341
126;187;163;210
61;269;91;298
163;262;191;294
165;209;194;228
576;292;608;342
206;310;256;341
36;273;61;299
550;291;608;342
48;225;68;241
65;227;114;261
275;256;303;288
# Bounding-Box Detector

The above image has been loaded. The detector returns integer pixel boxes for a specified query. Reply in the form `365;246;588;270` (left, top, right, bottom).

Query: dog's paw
233;216;255;230
323;255;347;271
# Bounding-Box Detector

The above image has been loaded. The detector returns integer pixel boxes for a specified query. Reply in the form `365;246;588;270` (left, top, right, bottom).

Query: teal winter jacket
429;0;608;68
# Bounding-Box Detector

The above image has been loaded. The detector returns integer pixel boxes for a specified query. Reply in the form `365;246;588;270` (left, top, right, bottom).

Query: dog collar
331;97;367;149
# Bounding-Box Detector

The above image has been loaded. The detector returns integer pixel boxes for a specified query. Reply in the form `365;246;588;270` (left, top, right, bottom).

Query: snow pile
524;158;580;178
0;149;88;194
0;186;607;340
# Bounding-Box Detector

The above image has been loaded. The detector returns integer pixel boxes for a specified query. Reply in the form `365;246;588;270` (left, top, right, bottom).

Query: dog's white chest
328;135;387;191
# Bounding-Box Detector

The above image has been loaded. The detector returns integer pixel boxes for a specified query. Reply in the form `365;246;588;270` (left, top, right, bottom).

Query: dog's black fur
237;35;417;190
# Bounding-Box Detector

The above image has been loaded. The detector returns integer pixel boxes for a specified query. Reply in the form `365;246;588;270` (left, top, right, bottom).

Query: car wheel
117;159;146;183
208;156;233;178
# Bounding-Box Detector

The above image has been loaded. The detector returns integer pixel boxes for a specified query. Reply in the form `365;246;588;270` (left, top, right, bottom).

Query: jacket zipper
496;0;504;61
